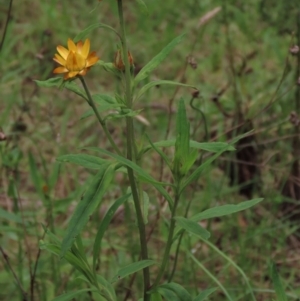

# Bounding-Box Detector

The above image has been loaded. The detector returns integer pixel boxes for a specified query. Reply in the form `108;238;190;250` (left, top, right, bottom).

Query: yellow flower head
53;38;99;80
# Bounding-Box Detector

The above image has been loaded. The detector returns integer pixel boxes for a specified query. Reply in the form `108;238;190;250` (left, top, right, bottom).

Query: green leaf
145;134;171;170
157;283;192;301
0;208;22;223
93;193;131;270
135;81;196;101
60;163;115;257
156;289;178;301
104;109;143;121
35;78;87;100
74;23;120;42
51;289;96;301
134;33;186;84
63;81;87;99
150;292;163;301
39;241;94;284
57;154;107;169
140;140;234;157
190;141;235;152
97;275;117;301
173;98;198;177
174;217;210;240
35;77;63;88
176;98;189;158
191;198;263;222
99;61;121;77
111;260;155;283
270;262;288;301
85;147;174;208
43;226;61;244
193;288;217;301
93;94;118;105
80;93;121;119
136;0;149;16
181;147;230;191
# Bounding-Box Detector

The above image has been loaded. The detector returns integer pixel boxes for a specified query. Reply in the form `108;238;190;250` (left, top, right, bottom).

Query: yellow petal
86;52;99;67
53;54;66;66
57;45;69;60
68;38;77;52
53;66;68;74
79;68;88;76
65;52;86;71
68;71;79;78
77;41;83;54
81;39;90;59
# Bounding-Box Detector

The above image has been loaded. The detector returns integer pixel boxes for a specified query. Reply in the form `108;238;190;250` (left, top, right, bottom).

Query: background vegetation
0;0;300;300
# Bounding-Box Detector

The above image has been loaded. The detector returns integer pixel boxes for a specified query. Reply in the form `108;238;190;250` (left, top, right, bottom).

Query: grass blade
270;262;288;301
189;252;234;301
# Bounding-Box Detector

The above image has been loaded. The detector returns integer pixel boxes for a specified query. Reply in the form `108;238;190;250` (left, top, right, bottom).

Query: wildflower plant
36;1;262;300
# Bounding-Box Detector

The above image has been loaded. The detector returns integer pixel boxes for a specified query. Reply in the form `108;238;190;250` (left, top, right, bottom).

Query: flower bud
114;50;134;71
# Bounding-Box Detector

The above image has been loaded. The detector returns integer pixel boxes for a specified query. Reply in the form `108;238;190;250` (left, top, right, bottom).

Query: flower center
65;51;86;71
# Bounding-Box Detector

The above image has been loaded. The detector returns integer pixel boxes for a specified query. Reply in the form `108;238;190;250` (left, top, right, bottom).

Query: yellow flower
53;38;99;80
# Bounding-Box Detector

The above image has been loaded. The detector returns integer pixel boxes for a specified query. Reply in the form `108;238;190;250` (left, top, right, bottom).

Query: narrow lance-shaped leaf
191;198;263;222
35;78;87;100
181;147;230;191
57;154;108;169
140;139;235;156
60;163;115;257
35;78;63;88
156;283;192;301
193;288;217;301
39;241;94;284
174;217;210;240
96;275;117;301
111;260;155;283
85;147;174;208
93;193;131;270
51;289;96;301
134;33;186;83
135;0;149;16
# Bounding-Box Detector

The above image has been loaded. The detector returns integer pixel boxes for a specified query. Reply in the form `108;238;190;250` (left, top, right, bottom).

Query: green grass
1;0;300;300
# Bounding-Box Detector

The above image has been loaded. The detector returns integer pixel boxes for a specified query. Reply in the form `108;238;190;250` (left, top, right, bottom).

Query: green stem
152;185;181;288
117;1;150;300
168;196;193;282
79;76;122;156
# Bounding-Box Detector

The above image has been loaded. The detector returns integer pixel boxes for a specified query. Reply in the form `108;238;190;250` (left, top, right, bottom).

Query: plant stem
152;185;181;288
117;1;150;300
79;76;122;156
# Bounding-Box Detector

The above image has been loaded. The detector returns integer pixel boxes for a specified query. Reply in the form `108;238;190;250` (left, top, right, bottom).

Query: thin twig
0;0;13;53
0;246;28;300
